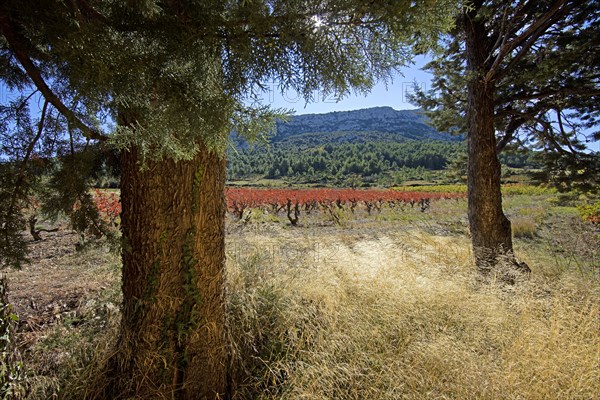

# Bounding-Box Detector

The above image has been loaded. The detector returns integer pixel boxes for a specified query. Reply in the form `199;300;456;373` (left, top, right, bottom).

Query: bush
394;184;466;193
578;202;600;225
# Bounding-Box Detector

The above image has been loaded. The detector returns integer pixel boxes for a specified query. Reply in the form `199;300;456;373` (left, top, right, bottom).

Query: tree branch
485;0;567;82
555;109;580;154
532;116;577;156
0;12;107;141
9;100;48;212
498;4;573;79
496;117;521;153
74;0;108;23
13;89;39;113
505;87;600;103
485;4;511;67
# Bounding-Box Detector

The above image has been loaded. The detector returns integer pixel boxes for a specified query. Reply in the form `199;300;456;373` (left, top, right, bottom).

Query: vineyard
225;188;464;225
91;186;600;229
93;188;465;227
94;186;599;228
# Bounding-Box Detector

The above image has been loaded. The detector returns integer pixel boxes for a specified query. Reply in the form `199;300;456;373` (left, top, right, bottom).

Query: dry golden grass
10;197;599;399
511;216;538;238
227;230;599;400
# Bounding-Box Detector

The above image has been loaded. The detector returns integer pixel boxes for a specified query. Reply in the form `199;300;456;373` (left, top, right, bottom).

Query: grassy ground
4;192;599;399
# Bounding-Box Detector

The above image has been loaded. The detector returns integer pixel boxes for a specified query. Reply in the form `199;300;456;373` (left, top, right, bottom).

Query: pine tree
0;1;454;397
412;0;599;275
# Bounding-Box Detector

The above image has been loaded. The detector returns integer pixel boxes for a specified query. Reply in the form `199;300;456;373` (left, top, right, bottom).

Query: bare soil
5;230;119;350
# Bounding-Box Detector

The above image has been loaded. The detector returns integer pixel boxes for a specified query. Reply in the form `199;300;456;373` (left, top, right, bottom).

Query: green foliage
531;151;600;194
226;106;543;186
0;96;59;268
0;87;116;267
41;150;116;247
177;228;204;361
411;0;600;190
0;164;28;269
501;184;556;196
394;184;467;193
578;202;600;225
445;152;467;183
0;277;27;399
228;139;464;184
393;183;557;196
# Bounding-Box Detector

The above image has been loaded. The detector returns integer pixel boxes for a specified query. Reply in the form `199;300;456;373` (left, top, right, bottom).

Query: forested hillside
227;107;537;185
228;140;463;185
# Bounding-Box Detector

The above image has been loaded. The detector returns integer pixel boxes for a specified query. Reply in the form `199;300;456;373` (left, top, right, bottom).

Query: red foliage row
226;187;465;223
91;188;465;226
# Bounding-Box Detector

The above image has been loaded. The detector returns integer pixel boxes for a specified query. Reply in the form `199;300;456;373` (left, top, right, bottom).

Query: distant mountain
271;106;459;146
227;107;466;185
227;107;537;185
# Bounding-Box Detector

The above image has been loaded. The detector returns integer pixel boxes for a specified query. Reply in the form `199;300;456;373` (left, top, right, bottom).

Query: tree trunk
464;6;529;276
99;145;229;399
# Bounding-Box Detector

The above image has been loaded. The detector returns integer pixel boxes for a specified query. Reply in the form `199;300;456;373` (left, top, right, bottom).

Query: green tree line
228;139;540;183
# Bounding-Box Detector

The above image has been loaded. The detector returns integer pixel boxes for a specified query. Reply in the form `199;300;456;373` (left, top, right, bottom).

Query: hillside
229;107;464;186
272;106;459;146
227;107;536;186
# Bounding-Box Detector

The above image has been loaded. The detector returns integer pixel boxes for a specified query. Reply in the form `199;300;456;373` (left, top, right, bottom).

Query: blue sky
2;56;597;151
256;56;599;153
257;55;433;115
0;55;432;117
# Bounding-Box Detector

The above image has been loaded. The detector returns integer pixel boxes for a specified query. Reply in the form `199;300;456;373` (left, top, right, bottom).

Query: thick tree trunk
100;145;229;399
466;76;513;272
464;7;529;277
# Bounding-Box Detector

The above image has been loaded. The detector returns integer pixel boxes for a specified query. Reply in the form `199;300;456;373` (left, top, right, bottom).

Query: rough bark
99;144;229;399
464;6;529;277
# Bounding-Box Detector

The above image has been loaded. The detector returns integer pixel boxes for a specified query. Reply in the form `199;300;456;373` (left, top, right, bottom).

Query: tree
412;0;599;274
0;1;454;397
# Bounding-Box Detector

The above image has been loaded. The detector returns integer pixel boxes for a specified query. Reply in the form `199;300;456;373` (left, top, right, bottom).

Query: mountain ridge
273;106;458;144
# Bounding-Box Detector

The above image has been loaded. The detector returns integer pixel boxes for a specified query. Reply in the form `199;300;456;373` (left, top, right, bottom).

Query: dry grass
511;216;538;238
227;230;599;399
8;196;599;399
3;232;122;399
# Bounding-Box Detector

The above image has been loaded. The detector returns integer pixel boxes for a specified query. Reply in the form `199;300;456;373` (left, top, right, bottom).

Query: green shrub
578;202;600;225
394;183;559;196
393;184;466;193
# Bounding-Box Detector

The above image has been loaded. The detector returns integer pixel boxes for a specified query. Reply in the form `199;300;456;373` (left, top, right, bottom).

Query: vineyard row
94;188;466;227
226;188;465;225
